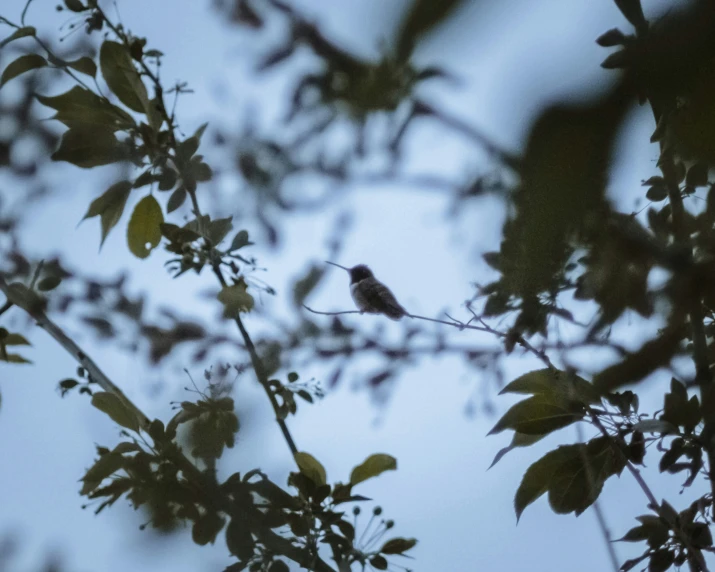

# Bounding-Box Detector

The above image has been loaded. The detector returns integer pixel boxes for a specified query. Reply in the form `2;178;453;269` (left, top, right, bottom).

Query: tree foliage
3;0;715;571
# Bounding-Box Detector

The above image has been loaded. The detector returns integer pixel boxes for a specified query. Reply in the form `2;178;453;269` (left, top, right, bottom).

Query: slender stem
0;276;151;428
20;0;34;25
215;265;299;456
303;304;495;334
0;275;334;572
0;301;13;316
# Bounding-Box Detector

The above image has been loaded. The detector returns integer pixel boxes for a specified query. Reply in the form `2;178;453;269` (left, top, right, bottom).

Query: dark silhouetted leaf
37;86;135;131
380;537;417;555
91;391;139;432
166;187;187;213
0;54;47;88
229;230;251;252
686;162;708;187
489;432;545;469
488;393;584;436
100;40;151;114
192;512;225;546
83;180;132;245
51;127;127;168
596;28;627;47
37;276;61;291
66;56;97;77
0;26;36;49
515;437;625;520
225;517;255;561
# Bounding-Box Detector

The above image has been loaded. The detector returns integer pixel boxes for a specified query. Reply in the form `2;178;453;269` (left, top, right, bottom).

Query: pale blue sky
0;1;703;571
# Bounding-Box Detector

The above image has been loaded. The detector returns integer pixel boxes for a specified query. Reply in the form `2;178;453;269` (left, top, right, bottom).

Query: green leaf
499;368;601;404
37;86;135;131
294;451;327;487
0;26;36;48
127;195;163;259
192;512;225;546
489;431;545;469
514;437;626;520
217;280;254;317
369;555;388;570
3;333;30;346
100;40;151;114
488;393;584;436
51;127;127;168
380;537;417;555
91;391;140;432
0;353;32;364
229;230;251;252
66;56;97;77
349;453;397;486
166;187;187;213
83;181;132;245
0;54;47;88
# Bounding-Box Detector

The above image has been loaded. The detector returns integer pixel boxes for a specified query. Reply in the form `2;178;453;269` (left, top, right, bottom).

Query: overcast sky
1;1;705;571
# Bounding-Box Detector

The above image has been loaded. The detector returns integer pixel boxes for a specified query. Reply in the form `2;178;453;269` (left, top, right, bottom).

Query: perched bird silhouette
326;261;408;321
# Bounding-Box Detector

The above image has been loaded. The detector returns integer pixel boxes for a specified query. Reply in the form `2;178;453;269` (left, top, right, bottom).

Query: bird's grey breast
350;277;407;319
350;279;373;311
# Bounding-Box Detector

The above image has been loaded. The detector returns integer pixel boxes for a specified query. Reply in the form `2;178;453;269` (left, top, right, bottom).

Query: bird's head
326;261;374;283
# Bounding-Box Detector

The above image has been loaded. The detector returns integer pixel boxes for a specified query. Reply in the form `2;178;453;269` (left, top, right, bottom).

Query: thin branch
212;263;299;456
0;275;151;428
302;305;495;334
0;274;334;572
20;0;34;26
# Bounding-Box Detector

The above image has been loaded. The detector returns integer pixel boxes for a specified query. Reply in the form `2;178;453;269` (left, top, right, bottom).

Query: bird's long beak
326;261;350;272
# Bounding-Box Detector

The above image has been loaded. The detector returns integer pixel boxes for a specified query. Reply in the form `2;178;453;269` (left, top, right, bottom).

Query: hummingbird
326;261;408;321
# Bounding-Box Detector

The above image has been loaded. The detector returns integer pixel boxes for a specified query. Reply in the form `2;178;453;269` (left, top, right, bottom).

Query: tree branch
0;274;335;572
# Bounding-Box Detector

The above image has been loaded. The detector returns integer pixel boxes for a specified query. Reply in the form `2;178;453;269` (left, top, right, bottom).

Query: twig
0;275;334;571
302;305;495;334
0;301;12;316
0;275;151;428
20;0;34;25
